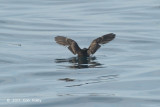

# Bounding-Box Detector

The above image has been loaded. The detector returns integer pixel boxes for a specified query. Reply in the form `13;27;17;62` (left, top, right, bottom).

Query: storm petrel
55;33;115;57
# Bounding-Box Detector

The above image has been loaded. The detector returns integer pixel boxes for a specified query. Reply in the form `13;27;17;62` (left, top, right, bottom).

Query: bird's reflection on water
55;56;103;69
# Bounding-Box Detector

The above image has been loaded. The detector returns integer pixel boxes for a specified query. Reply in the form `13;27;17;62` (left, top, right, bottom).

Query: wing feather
87;33;115;55
55;36;81;55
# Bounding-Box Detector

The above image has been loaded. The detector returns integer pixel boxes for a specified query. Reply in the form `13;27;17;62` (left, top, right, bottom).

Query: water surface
0;0;160;107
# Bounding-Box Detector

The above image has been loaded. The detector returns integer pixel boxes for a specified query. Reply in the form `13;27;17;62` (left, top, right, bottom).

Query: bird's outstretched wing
55;36;81;55
87;33;115;55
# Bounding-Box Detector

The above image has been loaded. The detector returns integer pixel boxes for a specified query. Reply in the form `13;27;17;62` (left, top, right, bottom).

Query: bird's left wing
55;36;81;55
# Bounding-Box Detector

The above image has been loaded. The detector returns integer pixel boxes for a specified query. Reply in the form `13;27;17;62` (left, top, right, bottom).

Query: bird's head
82;48;88;51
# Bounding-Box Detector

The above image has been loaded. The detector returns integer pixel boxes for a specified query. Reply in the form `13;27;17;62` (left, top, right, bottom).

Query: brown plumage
55;33;115;57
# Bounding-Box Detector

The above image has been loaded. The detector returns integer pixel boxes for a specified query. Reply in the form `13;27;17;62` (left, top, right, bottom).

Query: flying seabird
55;33;115;57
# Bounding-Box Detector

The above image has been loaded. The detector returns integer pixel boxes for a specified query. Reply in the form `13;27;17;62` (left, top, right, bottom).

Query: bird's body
55;33;115;57
77;48;89;57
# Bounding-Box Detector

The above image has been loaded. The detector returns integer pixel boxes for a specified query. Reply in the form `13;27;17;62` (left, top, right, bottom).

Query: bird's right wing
55;36;81;55
87;33;115;55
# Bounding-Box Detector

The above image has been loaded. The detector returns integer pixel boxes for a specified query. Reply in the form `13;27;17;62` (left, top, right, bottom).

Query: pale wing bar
87;33;115;55
55;36;81;55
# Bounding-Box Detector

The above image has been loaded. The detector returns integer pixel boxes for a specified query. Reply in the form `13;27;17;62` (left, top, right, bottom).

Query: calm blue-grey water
0;0;160;107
